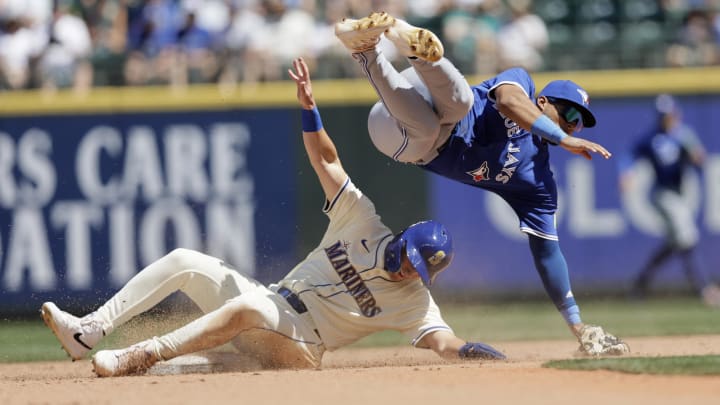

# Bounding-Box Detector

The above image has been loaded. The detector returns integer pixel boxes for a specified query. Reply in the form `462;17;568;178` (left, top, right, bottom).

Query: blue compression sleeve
531;115;567;145
528;235;581;325
302;107;323;132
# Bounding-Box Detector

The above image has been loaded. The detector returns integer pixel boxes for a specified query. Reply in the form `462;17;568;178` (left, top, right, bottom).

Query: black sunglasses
547;97;584;129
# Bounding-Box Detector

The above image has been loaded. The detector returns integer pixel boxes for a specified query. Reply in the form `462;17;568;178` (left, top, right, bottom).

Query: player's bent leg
159;248;265;313
407;58;474;125
91;299;267;377
229;288;324;369
230;329;319;369
137;290;320;371
93;248;255;331
367;101;441;163
355;49;441;136
91;331;318;377
152;297;270;361
48;248;254;362
359;60;449;163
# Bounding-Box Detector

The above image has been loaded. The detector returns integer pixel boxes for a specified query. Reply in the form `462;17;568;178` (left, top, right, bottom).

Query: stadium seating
535;0;682;71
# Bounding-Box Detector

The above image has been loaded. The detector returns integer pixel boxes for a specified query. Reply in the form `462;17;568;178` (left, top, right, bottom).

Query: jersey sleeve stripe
487;81;529;103
323;177;351;213
411;325;453;346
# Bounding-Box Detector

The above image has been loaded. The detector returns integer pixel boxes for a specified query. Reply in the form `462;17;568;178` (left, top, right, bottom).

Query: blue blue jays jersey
630;123;703;192
423;68;559;240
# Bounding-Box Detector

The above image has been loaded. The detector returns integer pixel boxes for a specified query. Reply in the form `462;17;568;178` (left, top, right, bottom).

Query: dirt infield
3;335;719;405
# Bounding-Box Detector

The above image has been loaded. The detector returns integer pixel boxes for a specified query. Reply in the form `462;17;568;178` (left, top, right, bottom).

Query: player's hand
559;136;611;160
458;342;506;360
288;58;316;110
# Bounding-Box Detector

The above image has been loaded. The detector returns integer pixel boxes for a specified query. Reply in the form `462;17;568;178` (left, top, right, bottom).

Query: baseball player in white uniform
40;58;505;377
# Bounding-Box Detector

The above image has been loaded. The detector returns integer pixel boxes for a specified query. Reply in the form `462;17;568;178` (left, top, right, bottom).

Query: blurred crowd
0;0;719;92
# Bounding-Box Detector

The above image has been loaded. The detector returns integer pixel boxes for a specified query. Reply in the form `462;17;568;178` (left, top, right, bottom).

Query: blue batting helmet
539;80;597;128
384;220;454;287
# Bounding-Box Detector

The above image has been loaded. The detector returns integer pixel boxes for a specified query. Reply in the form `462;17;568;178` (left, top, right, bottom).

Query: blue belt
278;287;308;314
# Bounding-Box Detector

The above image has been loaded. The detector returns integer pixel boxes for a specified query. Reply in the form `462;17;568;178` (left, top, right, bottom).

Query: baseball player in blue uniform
39;57;505;377
334;12;629;355
620;94;720;307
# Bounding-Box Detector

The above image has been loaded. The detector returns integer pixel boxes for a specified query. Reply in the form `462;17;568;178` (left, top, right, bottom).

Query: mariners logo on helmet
384;220;454;287
428;250;446;266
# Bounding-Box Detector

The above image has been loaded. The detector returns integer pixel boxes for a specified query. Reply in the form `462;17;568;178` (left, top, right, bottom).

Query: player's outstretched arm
416;330;506;361
495;84;611;160
559;136;612;160
288;58;348;200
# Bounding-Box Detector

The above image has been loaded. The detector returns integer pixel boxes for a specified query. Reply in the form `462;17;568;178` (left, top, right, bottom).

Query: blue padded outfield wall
0;109;297;312
0;68;719;312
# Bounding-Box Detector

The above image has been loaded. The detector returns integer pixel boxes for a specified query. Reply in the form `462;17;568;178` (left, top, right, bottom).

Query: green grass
0;319;72;362
2;296;719;363
351;295;720;347
544;355;720;375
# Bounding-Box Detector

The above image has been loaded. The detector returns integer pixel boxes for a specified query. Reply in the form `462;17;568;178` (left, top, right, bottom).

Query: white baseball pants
355;49;473;164
93;248;324;368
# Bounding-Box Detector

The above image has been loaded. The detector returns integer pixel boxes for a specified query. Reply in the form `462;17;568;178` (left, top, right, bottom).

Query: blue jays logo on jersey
467;161;490;182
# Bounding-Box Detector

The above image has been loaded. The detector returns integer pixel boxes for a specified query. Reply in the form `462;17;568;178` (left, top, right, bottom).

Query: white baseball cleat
577;324;630;356
385;18;444;62
335;11;396;53
40;302;105;360
92;340;158;377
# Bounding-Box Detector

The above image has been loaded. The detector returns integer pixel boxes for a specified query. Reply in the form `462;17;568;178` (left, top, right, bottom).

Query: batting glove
458;342;506;360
